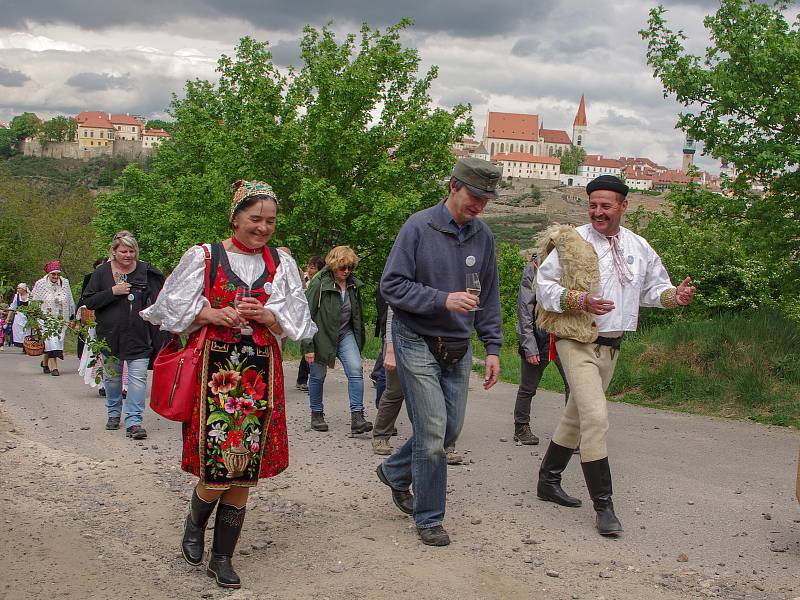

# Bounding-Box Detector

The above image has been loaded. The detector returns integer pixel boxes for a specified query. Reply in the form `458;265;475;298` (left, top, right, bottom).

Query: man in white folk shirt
535;175;696;536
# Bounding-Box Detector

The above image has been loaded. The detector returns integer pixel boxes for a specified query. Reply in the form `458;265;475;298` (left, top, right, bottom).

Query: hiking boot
376;464;413;515
418;525;450;546
105;417;121;430
372;437;392;456
296;382;309;392
513;423;540;445
445;446;463;465
126;425;148;440
351;410;373;434
98;388;106;397
310;411;328;432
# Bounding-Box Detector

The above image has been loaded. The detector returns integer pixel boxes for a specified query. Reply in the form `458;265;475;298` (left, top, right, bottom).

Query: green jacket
301;266;366;367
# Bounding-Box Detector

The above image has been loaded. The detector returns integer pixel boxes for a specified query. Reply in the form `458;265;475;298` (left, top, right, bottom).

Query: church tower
682;133;696;172
572;94;588;149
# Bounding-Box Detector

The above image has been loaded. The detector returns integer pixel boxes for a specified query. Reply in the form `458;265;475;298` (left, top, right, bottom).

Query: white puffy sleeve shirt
536;224;675;334
140;245;318;341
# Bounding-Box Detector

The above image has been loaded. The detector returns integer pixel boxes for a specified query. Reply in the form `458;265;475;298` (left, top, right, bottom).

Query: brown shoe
371;437;392;456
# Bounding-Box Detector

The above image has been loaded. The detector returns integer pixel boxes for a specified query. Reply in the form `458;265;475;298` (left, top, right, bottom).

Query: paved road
0;350;798;600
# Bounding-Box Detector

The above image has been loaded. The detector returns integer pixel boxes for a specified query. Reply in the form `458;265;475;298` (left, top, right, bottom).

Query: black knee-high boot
581;457;623;536
181;489;218;566
537;441;582;507
207;503;246;589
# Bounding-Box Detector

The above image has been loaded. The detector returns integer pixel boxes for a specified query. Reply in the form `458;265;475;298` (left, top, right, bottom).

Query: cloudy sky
0;0;760;171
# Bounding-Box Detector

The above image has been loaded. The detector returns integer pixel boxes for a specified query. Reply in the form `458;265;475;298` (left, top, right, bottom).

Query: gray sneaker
371;437;392;456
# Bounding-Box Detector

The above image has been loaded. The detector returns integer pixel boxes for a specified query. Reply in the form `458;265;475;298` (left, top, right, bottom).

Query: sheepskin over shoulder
534;225;600;343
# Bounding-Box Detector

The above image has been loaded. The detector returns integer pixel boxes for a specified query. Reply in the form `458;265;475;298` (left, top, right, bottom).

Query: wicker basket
23;335;44;357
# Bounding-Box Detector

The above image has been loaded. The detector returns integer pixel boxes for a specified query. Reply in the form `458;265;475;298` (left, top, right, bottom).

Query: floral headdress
230;180;278;222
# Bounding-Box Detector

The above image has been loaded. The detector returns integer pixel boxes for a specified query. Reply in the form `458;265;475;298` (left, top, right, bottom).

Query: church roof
486;112;539;142
573;95;587;127
539;128;571;145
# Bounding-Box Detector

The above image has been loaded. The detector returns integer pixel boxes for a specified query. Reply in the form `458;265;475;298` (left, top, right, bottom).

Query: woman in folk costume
141;180;316;589
8;283;32;350
31;261;75;376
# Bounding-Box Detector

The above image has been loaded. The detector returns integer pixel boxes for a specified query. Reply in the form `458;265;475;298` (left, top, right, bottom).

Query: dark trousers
372;344;386;408
296;358;309;385
513;345;570;424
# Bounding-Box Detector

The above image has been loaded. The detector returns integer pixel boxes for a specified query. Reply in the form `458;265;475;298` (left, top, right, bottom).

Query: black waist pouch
421;335;470;368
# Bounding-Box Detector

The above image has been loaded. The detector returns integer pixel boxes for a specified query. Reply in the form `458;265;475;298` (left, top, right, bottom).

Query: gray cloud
268;39;301;67
3;0;557;37
0;65;30;86
511;37;540;58
66;72;134;91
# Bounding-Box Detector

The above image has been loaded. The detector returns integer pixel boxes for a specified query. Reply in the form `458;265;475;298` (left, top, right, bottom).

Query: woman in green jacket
302;245;371;434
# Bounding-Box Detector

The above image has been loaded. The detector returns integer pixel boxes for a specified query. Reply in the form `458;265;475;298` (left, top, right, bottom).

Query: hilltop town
452;95;731;193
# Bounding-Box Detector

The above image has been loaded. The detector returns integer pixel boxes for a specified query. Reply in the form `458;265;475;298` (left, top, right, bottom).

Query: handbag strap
194;244;213;348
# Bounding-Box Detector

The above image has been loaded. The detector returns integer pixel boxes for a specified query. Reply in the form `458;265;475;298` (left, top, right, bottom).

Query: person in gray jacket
376;157;503;547
513;255;571;445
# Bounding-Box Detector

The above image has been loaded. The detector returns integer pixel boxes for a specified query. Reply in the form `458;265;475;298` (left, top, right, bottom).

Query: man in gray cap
535;174;696;536
376;157;504;546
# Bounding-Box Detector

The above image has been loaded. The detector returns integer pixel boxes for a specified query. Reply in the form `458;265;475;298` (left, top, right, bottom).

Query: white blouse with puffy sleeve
140;244;317;341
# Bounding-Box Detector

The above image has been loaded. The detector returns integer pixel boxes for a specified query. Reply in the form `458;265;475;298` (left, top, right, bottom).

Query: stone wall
21;139;152;161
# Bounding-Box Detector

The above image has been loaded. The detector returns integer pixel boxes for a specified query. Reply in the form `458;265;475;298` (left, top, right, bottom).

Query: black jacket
83;261;165;361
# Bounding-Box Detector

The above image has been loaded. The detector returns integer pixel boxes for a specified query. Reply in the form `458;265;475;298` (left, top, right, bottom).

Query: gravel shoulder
0;351;798;600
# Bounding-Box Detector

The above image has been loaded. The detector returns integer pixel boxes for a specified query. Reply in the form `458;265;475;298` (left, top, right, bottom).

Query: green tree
10;112;41;142
144;119;174;133
94;22;472;284
558;145;586;175
0;166;96;294
0;128;16;159
38;116;77;144
640;0;800;300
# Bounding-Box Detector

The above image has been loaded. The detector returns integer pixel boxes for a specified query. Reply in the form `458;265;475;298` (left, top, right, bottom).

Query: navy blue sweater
380;201;503;355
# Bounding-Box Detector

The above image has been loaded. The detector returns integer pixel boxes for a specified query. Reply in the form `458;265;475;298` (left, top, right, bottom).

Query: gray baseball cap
452;157;501;198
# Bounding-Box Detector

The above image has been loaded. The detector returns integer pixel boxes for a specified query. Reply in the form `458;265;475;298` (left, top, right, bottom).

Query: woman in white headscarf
7;282;31;350
31;260;75;376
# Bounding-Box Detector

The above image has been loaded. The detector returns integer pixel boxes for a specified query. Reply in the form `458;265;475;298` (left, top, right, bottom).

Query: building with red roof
579;154;623;178
142;128;171;148
75;111;115;149
492;152;561;180
110;114;143;141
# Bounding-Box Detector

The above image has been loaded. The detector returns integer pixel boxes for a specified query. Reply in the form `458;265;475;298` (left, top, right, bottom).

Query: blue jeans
381;319;471;529
103;357;149;428
308;333;364;413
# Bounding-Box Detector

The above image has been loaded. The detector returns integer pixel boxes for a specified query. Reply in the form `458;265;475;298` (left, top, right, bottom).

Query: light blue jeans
308;332;364;413
103;357;149;428
381;319;472;529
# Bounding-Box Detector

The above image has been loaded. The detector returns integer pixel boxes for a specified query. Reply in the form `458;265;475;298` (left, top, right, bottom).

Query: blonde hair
109;230;140;261
325;245;359;271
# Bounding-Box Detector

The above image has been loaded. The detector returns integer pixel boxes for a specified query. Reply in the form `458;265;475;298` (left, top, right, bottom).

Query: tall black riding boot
581;457;623;536
207;503;246;589
181;488;218;566
537;441;582;507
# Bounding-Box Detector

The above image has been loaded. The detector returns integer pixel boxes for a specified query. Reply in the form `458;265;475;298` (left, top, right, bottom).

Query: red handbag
149;245;211;422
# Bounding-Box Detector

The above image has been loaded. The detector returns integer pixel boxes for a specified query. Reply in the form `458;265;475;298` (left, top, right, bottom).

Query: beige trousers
552;338;619;462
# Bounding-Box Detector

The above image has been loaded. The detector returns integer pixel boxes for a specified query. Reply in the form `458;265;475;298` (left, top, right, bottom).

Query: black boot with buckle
581;457;623;536
181;488;218;566
537;441;582;507
207;503;246;588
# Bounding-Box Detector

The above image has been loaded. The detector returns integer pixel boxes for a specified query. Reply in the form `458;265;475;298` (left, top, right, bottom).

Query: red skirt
181;335;288;489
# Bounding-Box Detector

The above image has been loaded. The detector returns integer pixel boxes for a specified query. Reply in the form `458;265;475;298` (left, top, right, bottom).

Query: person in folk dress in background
7;283;31;351
142;180;316;589
31;261;76;376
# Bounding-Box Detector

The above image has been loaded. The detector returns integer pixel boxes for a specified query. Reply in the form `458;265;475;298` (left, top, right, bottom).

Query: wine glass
234;286;253;334
465;273;482;312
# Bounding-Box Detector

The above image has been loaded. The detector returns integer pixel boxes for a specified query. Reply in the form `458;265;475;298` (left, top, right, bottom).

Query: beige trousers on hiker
552;338;619;462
